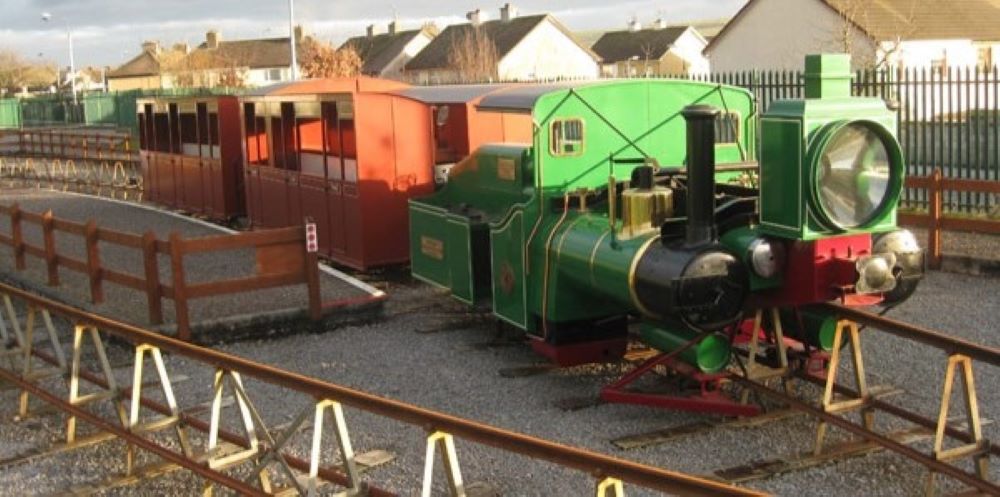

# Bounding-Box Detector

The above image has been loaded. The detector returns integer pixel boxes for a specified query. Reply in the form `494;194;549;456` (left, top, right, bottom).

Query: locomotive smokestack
681;104;720;247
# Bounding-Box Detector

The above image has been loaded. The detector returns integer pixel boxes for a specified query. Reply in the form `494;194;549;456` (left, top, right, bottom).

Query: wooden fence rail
0;203;320;339
898;168;1000;269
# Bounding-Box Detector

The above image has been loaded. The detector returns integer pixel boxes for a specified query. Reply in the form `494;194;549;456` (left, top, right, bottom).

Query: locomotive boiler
408;54;924;373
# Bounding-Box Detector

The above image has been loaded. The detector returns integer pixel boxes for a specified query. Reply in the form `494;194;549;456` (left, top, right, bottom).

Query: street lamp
287;0;299;81
41;12;77;105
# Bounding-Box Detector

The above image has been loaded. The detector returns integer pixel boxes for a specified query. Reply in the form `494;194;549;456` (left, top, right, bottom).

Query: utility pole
288;0;299;81
41;12;77;105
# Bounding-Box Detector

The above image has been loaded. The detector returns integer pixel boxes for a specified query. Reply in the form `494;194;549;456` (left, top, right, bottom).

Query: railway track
0;281;760;496
595;306;999;495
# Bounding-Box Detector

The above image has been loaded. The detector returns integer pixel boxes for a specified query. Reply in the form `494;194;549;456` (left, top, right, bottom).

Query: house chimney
388;20;397;35
141;40;160;54
628;17;641;32
366;24;376;37
206;30;220;49
294;25;304;42
501;3;518;22
466;9;487;26
653;18;667;29
171;42;190;54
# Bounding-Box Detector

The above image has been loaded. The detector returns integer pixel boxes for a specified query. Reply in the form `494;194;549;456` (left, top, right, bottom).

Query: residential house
107;28;308;90
181;29;306;87
340;22;436;80
592;19;709;77
704;0;1000;72
106;41;180;91
404;4;599;84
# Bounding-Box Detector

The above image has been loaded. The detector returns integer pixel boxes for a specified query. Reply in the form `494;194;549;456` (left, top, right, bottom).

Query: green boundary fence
0;87;243;138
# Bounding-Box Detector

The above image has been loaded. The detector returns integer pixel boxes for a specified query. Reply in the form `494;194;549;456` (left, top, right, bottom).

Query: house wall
498;21;599;80
380;34;433;80
668;30;710;74
885;40;1000;70
244;67;293;87
705;0;876;71
603;29;710;77
108;75;164;91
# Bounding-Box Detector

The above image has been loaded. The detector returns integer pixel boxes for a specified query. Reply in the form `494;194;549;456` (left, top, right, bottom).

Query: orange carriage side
136;95;245;219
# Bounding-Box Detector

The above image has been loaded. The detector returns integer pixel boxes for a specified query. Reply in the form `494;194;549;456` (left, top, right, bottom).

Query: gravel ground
907;227;1000;262
0;268;997;496
0;188;376;335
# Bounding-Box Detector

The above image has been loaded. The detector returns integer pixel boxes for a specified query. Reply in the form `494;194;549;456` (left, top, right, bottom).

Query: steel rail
0;282;762;497
794;372;1000;459
0;367;268;496
820;303;1000;368
28;348;397;497
735;377;1000;495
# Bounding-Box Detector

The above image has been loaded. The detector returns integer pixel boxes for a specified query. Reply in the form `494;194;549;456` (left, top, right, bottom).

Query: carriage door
323;101;348;256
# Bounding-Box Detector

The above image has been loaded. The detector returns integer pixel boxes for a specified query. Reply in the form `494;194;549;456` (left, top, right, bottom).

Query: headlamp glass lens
817;123;891;228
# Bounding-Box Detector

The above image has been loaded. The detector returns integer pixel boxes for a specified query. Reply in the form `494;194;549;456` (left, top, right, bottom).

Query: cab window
550;118;584;156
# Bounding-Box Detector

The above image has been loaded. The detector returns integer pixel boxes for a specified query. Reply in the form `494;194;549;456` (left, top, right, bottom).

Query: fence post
83;138;88;162
84;220;103;304
168;231;191;340
10;203;25;270
304;222;322;321
142;231;164;325
929;168;943;269
42;210;59;286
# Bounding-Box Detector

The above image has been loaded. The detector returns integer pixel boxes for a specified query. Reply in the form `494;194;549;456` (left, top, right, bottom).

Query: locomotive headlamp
748;237;785;278
809;120;904;231
759;54;904;240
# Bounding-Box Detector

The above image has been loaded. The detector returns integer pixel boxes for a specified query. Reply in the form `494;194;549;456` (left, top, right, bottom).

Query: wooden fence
0;203;321;340
898;168;1000;269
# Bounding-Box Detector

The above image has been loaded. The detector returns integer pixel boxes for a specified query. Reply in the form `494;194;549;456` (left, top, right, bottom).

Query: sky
0;0;747;69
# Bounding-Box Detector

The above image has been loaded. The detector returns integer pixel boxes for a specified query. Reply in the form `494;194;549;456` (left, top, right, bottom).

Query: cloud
2;0;747;68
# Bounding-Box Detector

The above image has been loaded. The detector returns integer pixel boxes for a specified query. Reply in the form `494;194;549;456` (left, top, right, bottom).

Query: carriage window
137;113;148;150
298;117;324;177
208;113;220;158
153;112;171;153
550;118;584;156
168;104;181;153
714;112;740;145
178;112;198;156
243;103;269;166
197;103;210;157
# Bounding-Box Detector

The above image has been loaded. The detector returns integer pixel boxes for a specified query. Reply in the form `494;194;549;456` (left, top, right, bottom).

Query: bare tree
0;49;58;92
447;26;498;83
299;38;361;78
163;46;247;88
828;0;917;69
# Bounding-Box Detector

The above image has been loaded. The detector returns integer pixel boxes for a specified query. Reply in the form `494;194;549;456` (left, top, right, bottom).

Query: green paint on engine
640;324;731;373
409;79;756;332
783;307;838;351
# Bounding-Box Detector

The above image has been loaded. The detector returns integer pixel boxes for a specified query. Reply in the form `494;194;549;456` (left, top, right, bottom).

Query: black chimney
681;104;720;247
